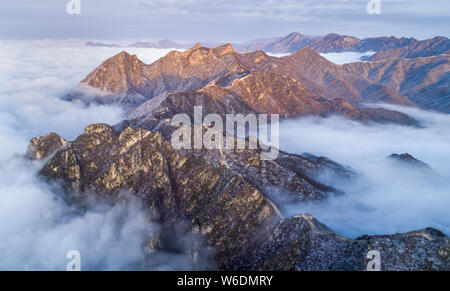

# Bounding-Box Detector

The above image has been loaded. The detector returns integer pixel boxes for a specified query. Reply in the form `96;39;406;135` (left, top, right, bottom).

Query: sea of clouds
0;39;204;270
0;39;449;269
277;105;450;238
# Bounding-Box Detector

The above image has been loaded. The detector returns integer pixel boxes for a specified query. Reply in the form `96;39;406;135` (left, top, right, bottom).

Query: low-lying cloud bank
277;105;450;238
268;51;376;64
0;39;449;269
0;40;203;270
320;51;376;64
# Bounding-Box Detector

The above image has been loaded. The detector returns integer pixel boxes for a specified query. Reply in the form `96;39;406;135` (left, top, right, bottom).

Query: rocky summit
28;125;449;270
242;32;450;58
389;153;432;169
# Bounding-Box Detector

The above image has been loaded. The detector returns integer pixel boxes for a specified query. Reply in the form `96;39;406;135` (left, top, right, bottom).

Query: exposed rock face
308;33;361;53
39;37;450;271
31;125;449;271
344;55;450;113
269;47;415;106
124;69;417;126
263;32;312;54
247;215;449;271
27;132;67;160
35;124;354;269
369;36;450;61
389;153;432;169
79;44;242;106
78;51;150;106
243;32;449;59
357;36;420;53
77;44;422;124
38;124;278;269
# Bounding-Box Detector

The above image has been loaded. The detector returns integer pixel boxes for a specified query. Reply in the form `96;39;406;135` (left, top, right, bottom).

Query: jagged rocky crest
243;32;450;58
72;43;442;124
87;32;450;61
27;126;449;270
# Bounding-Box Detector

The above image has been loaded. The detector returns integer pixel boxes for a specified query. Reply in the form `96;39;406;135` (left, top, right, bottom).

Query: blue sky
0;0;449;41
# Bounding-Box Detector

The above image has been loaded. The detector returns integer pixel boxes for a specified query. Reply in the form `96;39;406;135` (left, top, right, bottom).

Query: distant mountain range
86;39;220;50
242;32;450;58
86;32;450;62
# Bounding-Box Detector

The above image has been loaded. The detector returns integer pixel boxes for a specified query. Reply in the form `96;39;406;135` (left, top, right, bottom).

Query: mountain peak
116;50;131;57
80;50;145;96
285;32;307;39
110;51;139;62
186;43;236;57
290;45;321;57
87;50;142;72
213;43;235;56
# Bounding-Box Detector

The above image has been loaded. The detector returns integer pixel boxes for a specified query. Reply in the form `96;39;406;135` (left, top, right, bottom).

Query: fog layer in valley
319;51;376;64
277;105;450;238
0;40;448;269
268;51;375;64
0;40;204;270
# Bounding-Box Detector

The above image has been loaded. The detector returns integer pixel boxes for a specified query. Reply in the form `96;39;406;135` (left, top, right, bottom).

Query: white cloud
131;0;358;20
320;51;376;64
0;40;205;270
276;105;450;237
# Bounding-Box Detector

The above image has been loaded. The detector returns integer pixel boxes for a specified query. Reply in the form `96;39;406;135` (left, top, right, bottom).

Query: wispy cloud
1;0;448;40
0;40;211;270
131;0;450;19
130;0;359;20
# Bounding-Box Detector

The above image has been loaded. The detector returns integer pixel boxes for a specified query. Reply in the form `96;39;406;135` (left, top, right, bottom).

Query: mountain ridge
76;44;440;123
28;124;450;270
241;32;450;60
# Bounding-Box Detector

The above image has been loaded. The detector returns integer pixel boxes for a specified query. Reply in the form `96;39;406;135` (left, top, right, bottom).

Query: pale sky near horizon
0;0;449;42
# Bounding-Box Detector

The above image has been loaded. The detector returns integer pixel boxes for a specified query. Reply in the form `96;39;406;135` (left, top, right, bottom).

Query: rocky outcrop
369;36;450;61
27;132;67;160
247;215;449;271
77;44;242;106
271;47;415;106
308;33;361;53
389;153;432;169
34;124;354;269
344;54;450;113
124;69;417;126
31;125;449;271
77;44;421;124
